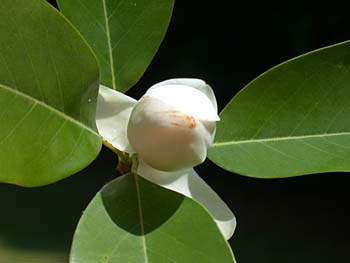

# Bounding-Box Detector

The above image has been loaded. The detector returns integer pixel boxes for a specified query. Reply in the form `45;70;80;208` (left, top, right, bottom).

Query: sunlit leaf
209;41;350;178
0;0;101;186
70;174;236;263
57;0;174;92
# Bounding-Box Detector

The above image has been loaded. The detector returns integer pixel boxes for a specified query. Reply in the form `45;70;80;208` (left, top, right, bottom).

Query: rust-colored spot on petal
185;115;196;129
171;122;182;127
162;109;180;113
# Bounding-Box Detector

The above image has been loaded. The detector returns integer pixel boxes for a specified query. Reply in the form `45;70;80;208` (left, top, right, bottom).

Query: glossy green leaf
0;0;101;186
209;41;350;178
57;0;174;92
70;174;236;263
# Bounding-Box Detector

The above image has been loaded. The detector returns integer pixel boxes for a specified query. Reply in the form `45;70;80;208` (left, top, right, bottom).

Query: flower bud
127;83;219;171
96;80;235;240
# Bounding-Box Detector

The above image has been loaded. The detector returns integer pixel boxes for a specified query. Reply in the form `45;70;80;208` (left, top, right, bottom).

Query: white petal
150;78;218;112
96;85;137;152
145;84;219;122
137;160;236;240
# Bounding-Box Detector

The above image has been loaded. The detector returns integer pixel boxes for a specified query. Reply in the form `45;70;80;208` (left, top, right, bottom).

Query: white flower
96;78;236;240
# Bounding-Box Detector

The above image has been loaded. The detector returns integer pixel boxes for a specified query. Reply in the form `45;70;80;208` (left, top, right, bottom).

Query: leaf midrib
133;173;149;263
0;83;99;136
213;131;350;147
102;0;116;89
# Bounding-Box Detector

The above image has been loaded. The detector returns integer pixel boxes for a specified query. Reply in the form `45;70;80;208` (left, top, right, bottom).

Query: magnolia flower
96;78;236;240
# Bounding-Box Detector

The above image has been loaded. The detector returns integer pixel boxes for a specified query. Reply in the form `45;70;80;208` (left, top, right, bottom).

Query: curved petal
186;169;236;240
137;160;236;239
145;84;219;122
150;78;218;112
96;85;136;152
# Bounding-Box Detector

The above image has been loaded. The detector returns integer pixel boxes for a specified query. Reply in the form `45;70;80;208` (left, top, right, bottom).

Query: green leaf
57;0;174;92
0;0;101;186
209;41;350;178
70;174;236;263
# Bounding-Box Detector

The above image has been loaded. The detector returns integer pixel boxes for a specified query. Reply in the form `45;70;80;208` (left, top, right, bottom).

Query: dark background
1;1;350;262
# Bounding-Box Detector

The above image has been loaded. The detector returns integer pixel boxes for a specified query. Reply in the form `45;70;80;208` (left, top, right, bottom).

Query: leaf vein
213;131;350;147
0;102;37;146
133;174;149;263
0;84;99;136
102;0;116;89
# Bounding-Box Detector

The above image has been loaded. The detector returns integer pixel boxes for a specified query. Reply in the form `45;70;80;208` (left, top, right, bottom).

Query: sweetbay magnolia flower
96;78;236;240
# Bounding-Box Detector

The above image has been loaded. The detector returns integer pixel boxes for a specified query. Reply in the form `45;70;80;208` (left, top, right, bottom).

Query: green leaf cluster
1;0;350;262
0;0;234;262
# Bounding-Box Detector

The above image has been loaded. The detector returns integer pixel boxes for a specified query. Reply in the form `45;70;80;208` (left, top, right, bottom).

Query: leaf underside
209;41;350;178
